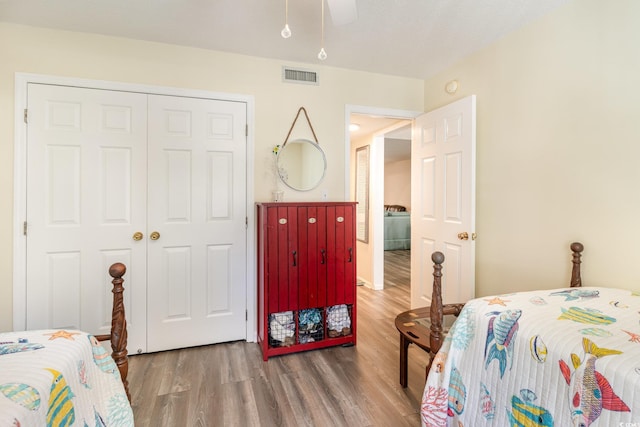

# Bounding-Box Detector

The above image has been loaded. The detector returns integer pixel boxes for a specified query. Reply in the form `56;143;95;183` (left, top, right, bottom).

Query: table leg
399;333;410;387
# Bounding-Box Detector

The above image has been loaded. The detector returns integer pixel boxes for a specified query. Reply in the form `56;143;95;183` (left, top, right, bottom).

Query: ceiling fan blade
327;0;358;26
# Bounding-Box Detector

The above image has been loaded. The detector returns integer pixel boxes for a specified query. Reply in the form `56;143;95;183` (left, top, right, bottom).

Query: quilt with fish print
422;287;640;427
0;329;133;427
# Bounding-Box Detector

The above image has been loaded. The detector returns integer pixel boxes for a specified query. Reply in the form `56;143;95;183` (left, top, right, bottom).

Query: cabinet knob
308;217;316;224
279;218;287;225
337;216;344;223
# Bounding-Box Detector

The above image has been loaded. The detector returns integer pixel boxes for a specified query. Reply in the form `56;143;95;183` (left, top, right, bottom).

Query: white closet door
146;95;247;351
25;83;147;352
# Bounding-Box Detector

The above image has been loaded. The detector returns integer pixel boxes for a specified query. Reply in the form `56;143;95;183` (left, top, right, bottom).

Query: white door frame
344;105;420;290
13;73;257;342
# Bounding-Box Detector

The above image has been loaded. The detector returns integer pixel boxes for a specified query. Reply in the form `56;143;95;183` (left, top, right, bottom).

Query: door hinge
23;221;27;236
23;109;28;124
245;309;248;321
245;216;248;229
245;124;248;137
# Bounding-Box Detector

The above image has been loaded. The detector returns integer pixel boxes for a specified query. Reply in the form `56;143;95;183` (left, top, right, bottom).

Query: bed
420;243;640;426
0;263;132;426
384;205;411;251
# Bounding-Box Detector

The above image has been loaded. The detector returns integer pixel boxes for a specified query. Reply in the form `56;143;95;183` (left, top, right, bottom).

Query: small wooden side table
394;307;431;388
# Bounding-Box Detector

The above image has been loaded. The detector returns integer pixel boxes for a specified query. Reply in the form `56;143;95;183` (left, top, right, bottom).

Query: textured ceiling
0;0;571;79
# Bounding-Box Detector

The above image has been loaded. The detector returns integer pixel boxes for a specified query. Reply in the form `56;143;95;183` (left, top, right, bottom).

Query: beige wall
0;23;424;331
384;159;411;211
423;0;640;296
351;134;374;287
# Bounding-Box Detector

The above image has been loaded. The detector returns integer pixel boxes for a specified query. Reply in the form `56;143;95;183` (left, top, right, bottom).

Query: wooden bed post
570;242;584;288
427;252;466;377
428;251;445;374
107;263;130;402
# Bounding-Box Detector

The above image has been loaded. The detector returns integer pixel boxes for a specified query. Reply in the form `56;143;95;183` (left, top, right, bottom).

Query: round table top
394;307;431;352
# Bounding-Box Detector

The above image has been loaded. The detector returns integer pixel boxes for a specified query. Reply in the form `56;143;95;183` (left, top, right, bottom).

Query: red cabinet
257;202;357;360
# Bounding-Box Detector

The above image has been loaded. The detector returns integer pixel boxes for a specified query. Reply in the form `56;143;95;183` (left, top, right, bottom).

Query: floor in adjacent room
127;250;426;427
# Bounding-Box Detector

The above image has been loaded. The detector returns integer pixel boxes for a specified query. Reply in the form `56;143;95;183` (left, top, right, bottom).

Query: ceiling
0;0;571;80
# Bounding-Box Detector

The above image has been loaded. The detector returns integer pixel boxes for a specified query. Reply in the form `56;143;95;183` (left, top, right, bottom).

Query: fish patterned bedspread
0;329;133;426
421;287;640;427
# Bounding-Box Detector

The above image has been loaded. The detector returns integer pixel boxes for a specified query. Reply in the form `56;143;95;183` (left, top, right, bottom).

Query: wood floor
127;250;428;427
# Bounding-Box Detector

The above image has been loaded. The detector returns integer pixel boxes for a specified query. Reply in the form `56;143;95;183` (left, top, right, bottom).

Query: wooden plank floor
128;250;429;426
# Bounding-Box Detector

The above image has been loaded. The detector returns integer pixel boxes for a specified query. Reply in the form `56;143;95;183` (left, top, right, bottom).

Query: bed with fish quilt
0;329;133;427
421;286;640;427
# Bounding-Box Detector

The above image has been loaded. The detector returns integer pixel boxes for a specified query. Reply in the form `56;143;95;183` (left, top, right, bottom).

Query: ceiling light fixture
281;0;291;38
280;0;329;61
317;0;327;60
349;123;360;132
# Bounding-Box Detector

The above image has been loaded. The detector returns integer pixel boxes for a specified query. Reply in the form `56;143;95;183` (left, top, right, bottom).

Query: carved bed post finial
570;242;584;288
108;263;130;402
428;251;445;373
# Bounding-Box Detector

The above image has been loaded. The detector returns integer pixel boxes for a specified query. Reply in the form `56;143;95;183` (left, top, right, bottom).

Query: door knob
150;231;160;240
132;232;143;241
457;232;469;240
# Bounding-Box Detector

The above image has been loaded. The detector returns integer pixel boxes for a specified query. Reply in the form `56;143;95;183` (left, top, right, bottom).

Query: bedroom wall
351;134;374;288
423;0;640;295
0;22;424;331
384;159;411;211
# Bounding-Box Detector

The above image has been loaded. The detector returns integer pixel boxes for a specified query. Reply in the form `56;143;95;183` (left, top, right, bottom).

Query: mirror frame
277;138;327;191
355;145;370;243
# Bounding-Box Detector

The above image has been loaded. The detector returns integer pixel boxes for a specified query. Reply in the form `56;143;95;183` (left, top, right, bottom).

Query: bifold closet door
25;83;147;352
146;95;248;351
25;84;249;354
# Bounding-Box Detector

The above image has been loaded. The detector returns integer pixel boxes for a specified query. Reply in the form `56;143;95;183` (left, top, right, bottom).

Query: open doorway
345;106;418;293
380;123;412;290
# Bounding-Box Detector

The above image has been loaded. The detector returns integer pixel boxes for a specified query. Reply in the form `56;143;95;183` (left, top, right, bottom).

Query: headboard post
429;251;445;371
570;242;584;288
108;263;130;401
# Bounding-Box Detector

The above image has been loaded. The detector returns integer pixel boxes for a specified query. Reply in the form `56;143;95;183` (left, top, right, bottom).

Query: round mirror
277;139;327;191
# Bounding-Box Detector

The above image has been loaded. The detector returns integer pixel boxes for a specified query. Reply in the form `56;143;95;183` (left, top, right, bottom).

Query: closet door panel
25;84;147;353
146;94;247;351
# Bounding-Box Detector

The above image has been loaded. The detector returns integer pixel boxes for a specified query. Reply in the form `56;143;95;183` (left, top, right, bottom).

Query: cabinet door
267;205;299;313
297;206;327;309
326;204;356;306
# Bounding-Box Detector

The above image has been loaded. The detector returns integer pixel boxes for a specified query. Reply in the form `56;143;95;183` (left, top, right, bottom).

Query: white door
410;95;476;308
25;85;248;354
25;83;148;352
146;95;247;351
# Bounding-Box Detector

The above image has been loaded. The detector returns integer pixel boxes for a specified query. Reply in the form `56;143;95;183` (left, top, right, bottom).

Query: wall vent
282;66;319;85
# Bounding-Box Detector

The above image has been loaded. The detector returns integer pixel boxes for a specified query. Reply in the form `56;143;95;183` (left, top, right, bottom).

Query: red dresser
257;202;357;360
